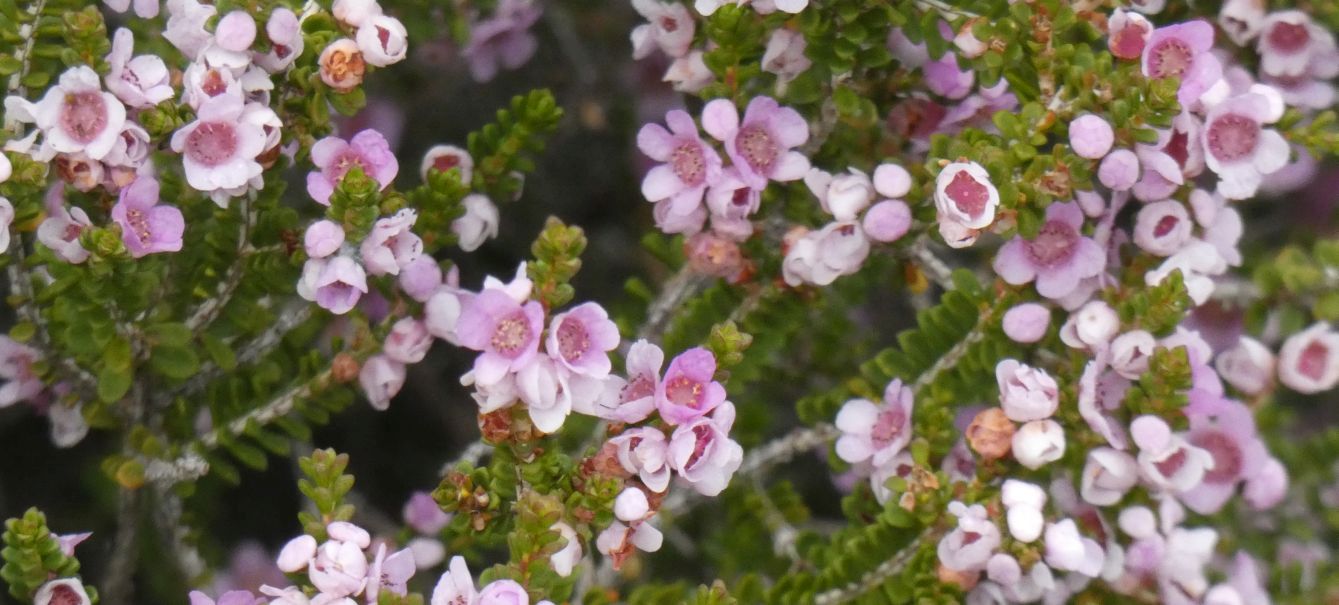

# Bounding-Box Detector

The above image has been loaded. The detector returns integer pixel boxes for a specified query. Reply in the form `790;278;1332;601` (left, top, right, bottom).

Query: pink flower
597;340;661;423
366;544;415;603
702;96;810;190
1142;20;1222;106
385;318;432;364
1069;114;1114;159
215;11;257;52
1277;322;1339;393
1080;447;1138;505
453;194;499;252
781;221;870;286
1215;336;1275;396
1179;394;1269;514
655;347;726;425
8;66;127;161
996;360;1059;422
546;302;620;378
309;538;369;597
703;168;760;240
455;288;545;385
360;209;423;276
1098;148;1141;190
1132;415;1213;494
360;354;406;410
111;177;185;258
1134;112;1205;201
256;8;305;72
549;522;581;577
934;161;998;234
611;427;672;492
298;256;369;315
667;402;743;496
37;203;92;264
762;29;811;84
463;0;542;83
596;520;663;570
1202;89;1288;200
664;51;713;93
0;337;42;408
188;591;260;605
164;0;217;59
106;29;173;108
1109;9;1152;60
477;579;529;605
804;167;874;221
403;492;451;535
638;109;723;216
834;379;914;467
35;580;91;605
937;502;1001;572
1257;11;1338;79
171;94;274;204
1002;303;1050;344
993;202;1104;300
1133;200;1193;256
1243;456;1288;510
631;0;695;59
357;15;409;67
307;130;399;206
430;557;478;605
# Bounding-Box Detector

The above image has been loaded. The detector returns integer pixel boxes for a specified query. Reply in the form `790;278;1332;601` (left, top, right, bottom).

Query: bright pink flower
834;379;914;467
667;402;743;496
463;0;542;83
111;176;184;258
455;288;545;385
307;130;399;205
1142;20;1222;106
993;202;1105;300
638;109;723;216
655;347;727;425
546;302;620;378
702;96;810;190
1109;9;1152;60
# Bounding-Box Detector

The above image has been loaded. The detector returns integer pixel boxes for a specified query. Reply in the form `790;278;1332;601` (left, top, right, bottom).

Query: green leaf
149;346;201;380
146;322;192;347
96;365;132;403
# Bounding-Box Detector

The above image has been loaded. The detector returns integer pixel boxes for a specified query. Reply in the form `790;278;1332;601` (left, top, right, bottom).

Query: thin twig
908;235;956;291
184;196;258;333
151;485;206;583
4;0;45;132
439;440;491;476
100;488;141;605
200;369;331;449
165;305;314;405
911;312;989;396
636;267;709;341
812;528;936;605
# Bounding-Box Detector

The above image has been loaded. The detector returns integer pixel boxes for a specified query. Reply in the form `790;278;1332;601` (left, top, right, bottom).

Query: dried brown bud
937;563;980;591
478;408;514;443
967;407;1016;460
331;353;360;383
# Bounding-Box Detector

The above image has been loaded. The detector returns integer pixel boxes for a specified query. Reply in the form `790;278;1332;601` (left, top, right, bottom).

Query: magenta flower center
555;317;590;361
1153;215;1181;238
377;25;392;50
48;585;83;605
730;187;751;207
621;374;655;402
1268;22;1310;54
185;122;241;167
60;92;109;144
63;223;83;242
944;171;990;219
736;124;778;174
685;424;713;468
1297;340;1331;381
1025;220;1079;267
432;154;461;172
201;69;229;97
660;16;679;32
1153;447;1188;478
490;312;532;356
664;375;703;408
1164;128;1190;168
671;142;707;186
1111;23;1149;58
870;407;906;449
1192;430;1243;484
1206;114;1260;163
1147;38;1194;79
961;531;981;546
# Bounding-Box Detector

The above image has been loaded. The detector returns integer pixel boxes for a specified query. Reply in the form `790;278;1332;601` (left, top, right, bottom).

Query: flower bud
1080;447;1139;506
276;534;318;572
873;162;912;199
327;521;371;547
452;194;499;252
398;256;444;302
320;39;366;92
817;169;874;221
1007;506;1045;543
357;15;409;67
1068;114;1114;160
966;407;1014;460
420;145;474;185
331;352;361;383
1098;149;1140;191
215;11;257;52
685;232;744;279
1002;303;1050;344
304;220;345;258
1243;456;1287;510
359;354;406;411
1001;479;1047;510
1215;336;1275;396
384;317;432;364
862;200;911;243
1060;300;1120;350
614;487;651;522
1012;419;1065;469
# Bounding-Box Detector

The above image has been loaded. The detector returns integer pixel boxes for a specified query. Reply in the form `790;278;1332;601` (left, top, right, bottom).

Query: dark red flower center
1268;21;1311;54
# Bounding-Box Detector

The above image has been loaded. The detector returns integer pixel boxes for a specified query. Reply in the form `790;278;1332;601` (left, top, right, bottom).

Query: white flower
452;194;500;252
1012;419;1065;469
